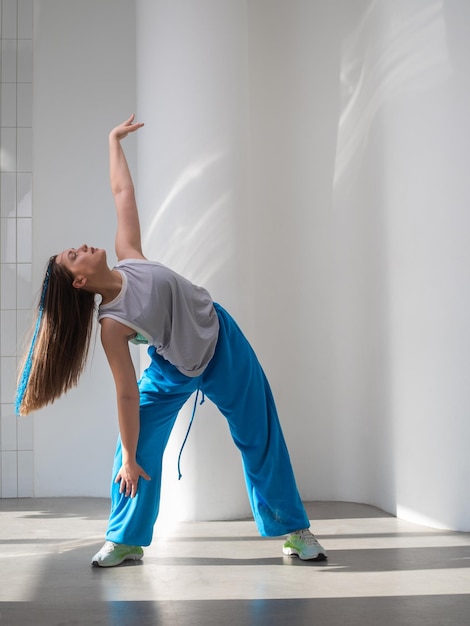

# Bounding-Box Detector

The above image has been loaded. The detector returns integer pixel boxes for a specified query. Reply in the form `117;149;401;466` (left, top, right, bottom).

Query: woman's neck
95;269;123;305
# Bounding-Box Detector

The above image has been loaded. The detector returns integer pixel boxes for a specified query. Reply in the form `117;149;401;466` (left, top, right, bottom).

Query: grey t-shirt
98;259;219;377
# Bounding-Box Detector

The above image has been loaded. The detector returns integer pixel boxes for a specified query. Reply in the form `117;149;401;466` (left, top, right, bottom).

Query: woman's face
56;244;106;278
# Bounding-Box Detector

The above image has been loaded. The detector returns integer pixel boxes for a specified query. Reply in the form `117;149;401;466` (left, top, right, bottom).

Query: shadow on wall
142;148;234;288
334;0;452;187
330;0;452;516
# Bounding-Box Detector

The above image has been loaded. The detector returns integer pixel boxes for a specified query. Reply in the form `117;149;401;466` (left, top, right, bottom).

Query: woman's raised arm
109;114;145;261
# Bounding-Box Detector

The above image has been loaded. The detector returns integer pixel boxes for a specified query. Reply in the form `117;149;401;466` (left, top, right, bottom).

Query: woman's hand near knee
115;459;151;498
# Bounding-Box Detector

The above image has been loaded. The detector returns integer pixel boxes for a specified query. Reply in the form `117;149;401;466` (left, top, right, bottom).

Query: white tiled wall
0;0;34;497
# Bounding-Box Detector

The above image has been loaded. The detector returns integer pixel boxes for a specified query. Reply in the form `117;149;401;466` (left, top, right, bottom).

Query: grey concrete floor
1;499;469;626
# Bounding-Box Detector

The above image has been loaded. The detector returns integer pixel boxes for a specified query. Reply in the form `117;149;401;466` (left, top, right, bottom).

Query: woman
17;115;327;567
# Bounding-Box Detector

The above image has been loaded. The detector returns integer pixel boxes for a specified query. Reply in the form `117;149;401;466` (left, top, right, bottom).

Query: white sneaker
283;528;327;561
91;541;144;567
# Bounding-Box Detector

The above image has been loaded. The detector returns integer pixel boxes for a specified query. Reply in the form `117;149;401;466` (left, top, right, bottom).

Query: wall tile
1;39;17;82
16;308;33;356
1;264;17;308
16;262;32;309
17;127;32;172
1;310;17;356
1;450;18;497
17;83;32;127
1;0;18;38
0;403;17;450
17;415;33;450
16;218;32;262
17;38;32;83
0;173;16;217
0;127;17;172
1;356;16;404
17;172;32;217
0;82;17;127
18;0;33;39
18;450;33;496
0;218;17;262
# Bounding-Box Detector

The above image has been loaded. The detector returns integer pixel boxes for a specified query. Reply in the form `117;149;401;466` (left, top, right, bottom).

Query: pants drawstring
177;388;205;480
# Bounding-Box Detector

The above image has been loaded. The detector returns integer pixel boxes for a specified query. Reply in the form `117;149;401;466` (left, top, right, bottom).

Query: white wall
135;0;253;521
247;0;345;504
245;0;398;512
382;0;470;530
328;0;470;531
32;0;137;496
135;0;470;530
29;0;470;531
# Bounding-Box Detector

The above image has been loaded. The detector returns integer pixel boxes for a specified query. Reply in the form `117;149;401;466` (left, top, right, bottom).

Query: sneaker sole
283;547;328;561
91;553;143;568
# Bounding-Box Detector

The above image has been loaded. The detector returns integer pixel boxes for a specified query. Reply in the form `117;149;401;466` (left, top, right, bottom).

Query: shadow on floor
1;499;470;626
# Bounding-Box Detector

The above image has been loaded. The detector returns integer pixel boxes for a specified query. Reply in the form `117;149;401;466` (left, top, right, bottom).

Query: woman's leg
105;347;198;546
201;304;310;537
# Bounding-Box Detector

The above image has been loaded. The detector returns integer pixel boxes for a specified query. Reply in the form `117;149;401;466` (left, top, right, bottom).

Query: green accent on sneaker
283;529;327;561
91;541;144;568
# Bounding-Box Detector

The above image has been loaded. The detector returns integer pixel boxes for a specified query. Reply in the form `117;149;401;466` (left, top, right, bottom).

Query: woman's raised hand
109;114;144;142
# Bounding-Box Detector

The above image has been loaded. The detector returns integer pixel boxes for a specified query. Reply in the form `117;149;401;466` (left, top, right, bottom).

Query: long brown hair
17;256;96;415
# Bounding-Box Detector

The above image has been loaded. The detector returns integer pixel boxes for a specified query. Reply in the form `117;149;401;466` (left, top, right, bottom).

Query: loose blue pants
105;304;309;546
